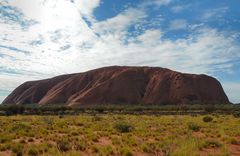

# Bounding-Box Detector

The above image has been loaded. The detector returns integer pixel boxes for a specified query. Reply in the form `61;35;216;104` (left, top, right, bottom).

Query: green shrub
0;144;7;151
92;115;102;121
121;147;133;156
5;105;25;115
202;116;213;122
188;122;201;132
11;123;30;132
19;139;26;144
229;138;239;145
74;142;86;151
42;117;54;125
233;111;240;118
95;108;104;113
203;140;222;148
28;138;34;142
58;115;64;118
28;147;38;156
114;122;134;133
204;105;216;113
0;135;11;143
71;131;78;136
76;123;84;126
11;144;23;156
92;135;99;142
92;145;100;153
141;143;155;153
103;145;114;155
57;140;71;152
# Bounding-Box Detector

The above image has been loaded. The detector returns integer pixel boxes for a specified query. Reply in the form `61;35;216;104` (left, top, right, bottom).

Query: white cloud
169;19;188;30
137;29;162;45
8;0;100;20
92;8;146;36
7;0;44;20
74;0;100;19
222;82;240;103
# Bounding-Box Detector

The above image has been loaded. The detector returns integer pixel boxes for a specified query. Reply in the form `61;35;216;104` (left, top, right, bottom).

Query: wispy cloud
29;35;44;46
92;8;147;36
0;45;30;54
0;4;37;29
201;7;228;21
171;4;190;13
169;19;188;30
141;0;172;8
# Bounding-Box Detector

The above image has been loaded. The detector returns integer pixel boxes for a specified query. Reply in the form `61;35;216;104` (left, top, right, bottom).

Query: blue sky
0;0;240;103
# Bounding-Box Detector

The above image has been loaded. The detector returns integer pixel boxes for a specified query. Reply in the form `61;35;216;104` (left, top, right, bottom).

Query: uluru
2;66;229;106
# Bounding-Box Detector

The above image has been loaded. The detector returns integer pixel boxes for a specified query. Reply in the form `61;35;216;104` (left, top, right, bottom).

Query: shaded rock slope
2;66;229;106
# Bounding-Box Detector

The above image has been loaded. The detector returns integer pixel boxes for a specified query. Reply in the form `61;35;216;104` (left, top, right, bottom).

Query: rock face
2;66;229;106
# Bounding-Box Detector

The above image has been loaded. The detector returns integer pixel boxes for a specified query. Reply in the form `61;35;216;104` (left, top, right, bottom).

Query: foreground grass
0;114;240;156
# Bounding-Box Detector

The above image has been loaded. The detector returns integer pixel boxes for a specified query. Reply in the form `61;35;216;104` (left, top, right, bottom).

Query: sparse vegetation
0;104;240;116
0;103;239;155
0;114;239;155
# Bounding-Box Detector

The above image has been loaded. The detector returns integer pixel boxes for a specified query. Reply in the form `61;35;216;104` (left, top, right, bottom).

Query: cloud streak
0;4;37;29
169;19;188;30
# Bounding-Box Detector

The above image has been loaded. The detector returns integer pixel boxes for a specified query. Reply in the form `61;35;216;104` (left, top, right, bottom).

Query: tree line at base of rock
0;104;240;116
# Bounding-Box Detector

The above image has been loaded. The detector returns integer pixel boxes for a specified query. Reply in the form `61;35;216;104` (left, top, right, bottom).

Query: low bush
121;147;133;156
0;135;11;143
74;142;86;151
92;115;102;121
28;138;34;142
204;105;216;113
11;144;23;156
228;137;239;145
28;147;39;156
11;123;31;132
233;111;240;118
102;145;114;155
42;117;54;125
57;140;71;152
95;108;105;113
5;105;25;115
188;122;201;132
114;122;134;133
202;140;222;148
92;145;100;153
202;116;213;122
141;143;155;153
